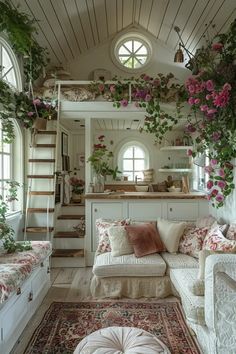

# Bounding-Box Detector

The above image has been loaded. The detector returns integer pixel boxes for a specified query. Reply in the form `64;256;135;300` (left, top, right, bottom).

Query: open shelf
160;146;192;151
158;168;192;173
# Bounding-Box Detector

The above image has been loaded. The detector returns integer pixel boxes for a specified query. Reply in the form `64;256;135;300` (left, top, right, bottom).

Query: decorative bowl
168;187;181;192
135;185;149;192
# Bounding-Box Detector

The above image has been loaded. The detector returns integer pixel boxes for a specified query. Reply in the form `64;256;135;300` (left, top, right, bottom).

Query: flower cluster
15;92;57;129
185;19;236;207
69;176;85;194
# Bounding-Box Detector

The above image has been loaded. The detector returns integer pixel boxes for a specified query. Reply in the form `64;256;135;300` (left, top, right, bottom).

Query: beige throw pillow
157;219;186;253
108;226;134;257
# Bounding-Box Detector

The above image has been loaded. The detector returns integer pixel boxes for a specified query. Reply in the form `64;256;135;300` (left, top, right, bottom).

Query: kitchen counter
85;191;206;200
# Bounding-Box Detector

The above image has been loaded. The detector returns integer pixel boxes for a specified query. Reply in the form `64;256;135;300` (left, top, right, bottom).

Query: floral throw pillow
178;225;209;258
95;218;130;254
226;223;236;240
203;227;236;252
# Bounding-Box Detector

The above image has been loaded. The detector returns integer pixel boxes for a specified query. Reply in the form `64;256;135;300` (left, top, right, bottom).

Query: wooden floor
11;267;94;354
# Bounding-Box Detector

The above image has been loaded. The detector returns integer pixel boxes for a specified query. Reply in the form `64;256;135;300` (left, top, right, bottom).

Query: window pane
136;56;147;65
133;58;142;68
119;56;130;64
3;155;10;179
136;45;147;55
3;142;10;153
119;45;130;55
123;171;133;181
133;40;142;52
0;159;2;179
134;159;144;170
2;47;12;74
123;147;133;158
5;69;16;87
134;171;143;180
134;147;144;158
123;159;133;170
125;41;133;51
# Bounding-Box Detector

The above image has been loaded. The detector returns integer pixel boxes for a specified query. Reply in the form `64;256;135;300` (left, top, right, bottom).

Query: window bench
0;241;52;354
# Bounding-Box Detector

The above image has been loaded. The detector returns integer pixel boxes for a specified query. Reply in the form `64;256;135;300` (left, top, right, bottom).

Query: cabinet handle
28;292;33;302
40;262;44;267
169;208;173;212
1;328;3;341
47;266;50;274
94;208;97;212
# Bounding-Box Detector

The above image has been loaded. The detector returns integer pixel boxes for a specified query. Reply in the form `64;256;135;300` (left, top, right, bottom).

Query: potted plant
69;175;85;203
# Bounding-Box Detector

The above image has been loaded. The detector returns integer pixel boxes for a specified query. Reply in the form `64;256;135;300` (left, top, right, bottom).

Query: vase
72;192;82;203
33;117;47;130
93;174;105;193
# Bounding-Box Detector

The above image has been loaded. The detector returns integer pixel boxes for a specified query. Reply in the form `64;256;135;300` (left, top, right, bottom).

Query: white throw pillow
108;226;134;257
157;219;186;253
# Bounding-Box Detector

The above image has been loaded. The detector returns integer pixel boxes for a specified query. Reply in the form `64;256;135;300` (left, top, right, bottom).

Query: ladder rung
27;208;54;213
52;249;84;257
28;159;55;163
37;131;57;135
25;227;54;233
29;191;54;195
57;215;85;220
35;144;56;148
54;231;85;238
27;175;54;179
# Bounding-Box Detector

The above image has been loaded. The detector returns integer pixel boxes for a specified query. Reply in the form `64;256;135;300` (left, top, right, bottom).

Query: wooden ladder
24;129;58;241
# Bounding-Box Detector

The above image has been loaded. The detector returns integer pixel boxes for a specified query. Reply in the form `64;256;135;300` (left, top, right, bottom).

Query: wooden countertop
85;192;207;200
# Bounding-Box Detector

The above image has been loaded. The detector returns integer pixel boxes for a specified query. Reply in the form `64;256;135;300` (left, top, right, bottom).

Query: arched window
0;37;22;210
118;142;149;181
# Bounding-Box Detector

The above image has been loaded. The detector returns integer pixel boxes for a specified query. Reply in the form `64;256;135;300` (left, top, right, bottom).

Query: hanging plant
0;80;16;143
0;0;48;82
0;181;32;253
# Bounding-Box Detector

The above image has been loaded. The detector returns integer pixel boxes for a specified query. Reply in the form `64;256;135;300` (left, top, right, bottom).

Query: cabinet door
128;202;162;220
92;202;124;252
167;201;198;220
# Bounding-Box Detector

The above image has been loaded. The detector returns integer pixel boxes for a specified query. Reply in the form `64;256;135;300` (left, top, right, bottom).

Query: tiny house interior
0;1;236;353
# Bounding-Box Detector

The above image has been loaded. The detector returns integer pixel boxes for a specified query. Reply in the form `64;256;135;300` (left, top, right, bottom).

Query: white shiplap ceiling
10;0;236;66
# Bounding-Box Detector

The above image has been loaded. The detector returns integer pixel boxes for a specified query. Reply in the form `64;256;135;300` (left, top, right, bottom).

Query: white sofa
91;251;236;354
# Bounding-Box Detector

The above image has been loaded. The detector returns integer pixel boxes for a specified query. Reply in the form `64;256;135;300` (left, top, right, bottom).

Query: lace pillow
108;226;134;257
226;222;236;240
203;227;236;252
178;226;209;258
95;218;130;254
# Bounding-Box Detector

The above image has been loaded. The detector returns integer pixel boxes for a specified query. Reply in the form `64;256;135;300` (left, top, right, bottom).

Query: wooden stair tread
62;203;85;206
27;208;54;213
52;249;84;257
37;131;57;135
54;231;85;238
28;159;55;163
25;227;54;233
29;191;54;195
36;144;56;148
27;175;54;179
57;215;85;220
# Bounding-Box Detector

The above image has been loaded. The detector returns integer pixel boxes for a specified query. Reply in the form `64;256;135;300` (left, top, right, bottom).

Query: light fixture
173;26;194;64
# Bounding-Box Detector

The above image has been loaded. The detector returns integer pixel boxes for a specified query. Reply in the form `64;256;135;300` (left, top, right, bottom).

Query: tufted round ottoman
73;326;171;354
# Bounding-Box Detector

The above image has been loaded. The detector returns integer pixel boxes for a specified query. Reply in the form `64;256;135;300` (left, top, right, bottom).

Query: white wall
209;160;236;223
65;30;190;82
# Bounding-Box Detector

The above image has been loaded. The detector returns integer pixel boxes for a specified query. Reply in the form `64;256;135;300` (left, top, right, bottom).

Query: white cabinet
128;202;162;220
0;257;50;354
167;201;198;220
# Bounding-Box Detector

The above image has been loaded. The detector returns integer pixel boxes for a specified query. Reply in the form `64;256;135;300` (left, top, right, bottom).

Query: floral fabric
226;223;236;240
0;241;52;268
95;219;130;254
0;263;32;303
203;227;236;252
178;225;209;258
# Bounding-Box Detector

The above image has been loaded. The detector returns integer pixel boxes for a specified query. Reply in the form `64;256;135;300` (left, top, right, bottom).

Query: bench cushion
170;268;205;325
161;252;198;273
93;252;166;278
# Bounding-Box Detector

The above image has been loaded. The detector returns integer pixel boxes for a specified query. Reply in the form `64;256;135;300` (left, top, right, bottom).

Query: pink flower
109;85;116;93
200;104;208;112
204;165;213;174
217;180;226;189
33;98;41;105
153;79;160;86
212;42;224;52
188;85;195;94
98;84;105;92
212;131;221;141
216;194;224;202
145;94;152;102
206;94;212;100
188;97;195;105
213;90;230;107
211;189;218;197
207;108;217;115
206;80;214;91
210;159;218;167
187;149;193;156
207;180;213;189
143;74;150;81
194;98;200;104
27;111;34;116
218;168;225;177
185;124;196;133
223;83;231;91
121;99;128;107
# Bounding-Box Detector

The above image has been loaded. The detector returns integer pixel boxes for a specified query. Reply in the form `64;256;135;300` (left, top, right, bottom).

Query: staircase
52;202;86;267
24;126;57;242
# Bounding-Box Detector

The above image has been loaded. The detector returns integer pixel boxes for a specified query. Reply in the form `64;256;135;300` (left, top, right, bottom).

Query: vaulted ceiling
11;0;236;66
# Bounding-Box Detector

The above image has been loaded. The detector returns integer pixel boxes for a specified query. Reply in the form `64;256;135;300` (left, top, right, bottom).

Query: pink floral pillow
178;225;209;258
95;218;130;254
226;223;236;240
203;227;236;252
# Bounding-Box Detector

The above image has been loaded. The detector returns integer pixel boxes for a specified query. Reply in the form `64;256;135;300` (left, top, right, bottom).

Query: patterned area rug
25;300;201;354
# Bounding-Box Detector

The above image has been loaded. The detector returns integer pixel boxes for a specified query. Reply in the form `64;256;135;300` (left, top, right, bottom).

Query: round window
112;33;152;72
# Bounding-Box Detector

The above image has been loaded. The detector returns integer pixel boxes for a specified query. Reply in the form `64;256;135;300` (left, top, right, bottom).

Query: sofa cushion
170;268;205;325
108;226;134;257
161;252;198;274
178;226;209;258
203;227;236;252
125;223;165;257
226;222;236;240
93;252;166;278
157;219;186;253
